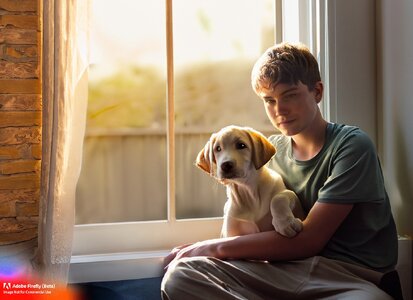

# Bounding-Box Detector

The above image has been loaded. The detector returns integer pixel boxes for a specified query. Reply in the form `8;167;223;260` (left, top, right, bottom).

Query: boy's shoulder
328;123;372;144
327;123;377;156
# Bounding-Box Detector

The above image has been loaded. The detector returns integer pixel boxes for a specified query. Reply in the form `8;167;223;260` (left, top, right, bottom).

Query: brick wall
0;0;41;246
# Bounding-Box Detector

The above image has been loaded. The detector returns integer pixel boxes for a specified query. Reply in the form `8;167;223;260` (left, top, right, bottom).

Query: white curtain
34;0;89;283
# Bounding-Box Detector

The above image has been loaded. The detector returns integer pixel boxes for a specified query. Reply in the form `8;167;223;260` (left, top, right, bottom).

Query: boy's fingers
163;243;195;272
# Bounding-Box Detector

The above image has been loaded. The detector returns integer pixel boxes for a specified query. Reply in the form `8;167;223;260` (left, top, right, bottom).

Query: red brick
0;217;23;233
16;201;38;216
0;94;41;110
0;29;38;45
0;15;38;29
0;145;23;159
0;159;40;174
0;228;37;245
0;189;39;203
0;127;41;145
0;200;16;217
30;144;41;159
0;173;40;190
0;79;40;93
0;61;39;79
0;0;37;12
4;45;38;62
0;112;41;127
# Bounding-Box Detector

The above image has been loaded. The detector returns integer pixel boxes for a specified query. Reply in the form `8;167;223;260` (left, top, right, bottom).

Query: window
70;0;332;282
75;0;275;235
75;0;168;224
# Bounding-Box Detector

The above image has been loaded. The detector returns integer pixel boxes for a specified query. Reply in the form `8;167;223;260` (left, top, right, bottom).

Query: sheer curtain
35;0;89;283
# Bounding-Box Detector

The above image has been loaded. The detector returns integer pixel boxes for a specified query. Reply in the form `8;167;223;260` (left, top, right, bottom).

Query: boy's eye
236;142;247;150
215;145;221;152
264;99;276;105
284;93;297;100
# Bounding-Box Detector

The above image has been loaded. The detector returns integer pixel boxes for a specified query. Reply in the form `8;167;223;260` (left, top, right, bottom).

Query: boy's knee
161;257;207;299
161;260;184;298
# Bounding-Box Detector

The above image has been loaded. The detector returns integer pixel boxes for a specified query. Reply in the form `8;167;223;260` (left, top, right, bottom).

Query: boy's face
257;81;323;137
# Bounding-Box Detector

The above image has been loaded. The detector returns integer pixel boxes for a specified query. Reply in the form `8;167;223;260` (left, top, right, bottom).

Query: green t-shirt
268;122;398;272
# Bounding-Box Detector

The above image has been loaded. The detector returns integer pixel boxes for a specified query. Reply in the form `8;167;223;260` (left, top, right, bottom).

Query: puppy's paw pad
273;217;303;238
291;218;303;232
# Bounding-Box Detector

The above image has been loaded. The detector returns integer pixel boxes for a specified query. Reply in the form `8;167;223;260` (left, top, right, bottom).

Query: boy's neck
291;117;328;161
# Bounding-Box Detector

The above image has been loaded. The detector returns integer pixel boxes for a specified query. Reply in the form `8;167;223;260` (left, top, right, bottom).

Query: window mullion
309;0;318;54
165;0;176;222
318;0;334;122
274;0;283;44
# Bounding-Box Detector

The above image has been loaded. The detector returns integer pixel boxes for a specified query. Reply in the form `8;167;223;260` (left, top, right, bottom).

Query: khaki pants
161;256;392;300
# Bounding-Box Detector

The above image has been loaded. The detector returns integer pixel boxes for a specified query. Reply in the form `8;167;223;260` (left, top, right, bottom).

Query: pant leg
162;256;244;300
298;256;393;300
161;256;317;300
161;256;392;300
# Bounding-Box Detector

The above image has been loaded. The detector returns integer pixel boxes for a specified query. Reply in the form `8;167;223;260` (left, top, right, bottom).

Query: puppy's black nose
221;161;234;173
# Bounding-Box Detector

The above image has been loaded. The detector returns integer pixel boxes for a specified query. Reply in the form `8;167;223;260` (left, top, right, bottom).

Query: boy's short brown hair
251;42;321;93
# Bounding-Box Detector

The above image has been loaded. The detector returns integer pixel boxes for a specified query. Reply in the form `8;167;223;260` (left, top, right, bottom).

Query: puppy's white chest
224;168;286;222
225;186;272;222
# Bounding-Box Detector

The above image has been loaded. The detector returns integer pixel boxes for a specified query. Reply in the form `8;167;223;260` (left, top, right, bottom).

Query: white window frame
69;0;377;283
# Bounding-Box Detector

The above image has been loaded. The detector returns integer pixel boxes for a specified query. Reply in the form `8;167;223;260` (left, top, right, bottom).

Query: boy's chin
277;128;298;137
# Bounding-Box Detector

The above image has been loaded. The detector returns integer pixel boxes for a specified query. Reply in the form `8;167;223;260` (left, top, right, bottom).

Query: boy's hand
163;243;193;271
163;238;225;271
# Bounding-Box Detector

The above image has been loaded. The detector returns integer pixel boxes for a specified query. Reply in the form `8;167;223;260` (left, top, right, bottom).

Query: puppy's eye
236;142;247;150
215;145;221;152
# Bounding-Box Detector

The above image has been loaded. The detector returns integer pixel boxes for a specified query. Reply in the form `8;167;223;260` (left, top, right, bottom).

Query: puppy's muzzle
220;160;236;178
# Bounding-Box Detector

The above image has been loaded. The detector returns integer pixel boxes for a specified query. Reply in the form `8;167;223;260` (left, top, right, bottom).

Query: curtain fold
35;0;89;283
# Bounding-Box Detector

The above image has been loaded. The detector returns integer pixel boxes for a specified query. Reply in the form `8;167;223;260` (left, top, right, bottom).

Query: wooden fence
75;128;273;224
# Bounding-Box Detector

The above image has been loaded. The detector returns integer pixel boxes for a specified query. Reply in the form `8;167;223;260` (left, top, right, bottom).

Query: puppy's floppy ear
246;128;276;169
196;134;217;174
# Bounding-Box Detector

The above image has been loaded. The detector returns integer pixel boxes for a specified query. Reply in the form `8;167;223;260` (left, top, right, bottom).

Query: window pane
75;0;167;224
282;0;300;42
173;0;275;219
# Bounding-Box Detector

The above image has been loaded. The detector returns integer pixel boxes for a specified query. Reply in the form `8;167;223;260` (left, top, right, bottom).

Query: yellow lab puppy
196;125;304;238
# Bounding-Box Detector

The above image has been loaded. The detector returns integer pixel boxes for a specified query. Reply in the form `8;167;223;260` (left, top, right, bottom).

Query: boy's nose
274;102;288;116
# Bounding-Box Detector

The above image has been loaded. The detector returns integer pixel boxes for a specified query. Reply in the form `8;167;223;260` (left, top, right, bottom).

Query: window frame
69;0;377;283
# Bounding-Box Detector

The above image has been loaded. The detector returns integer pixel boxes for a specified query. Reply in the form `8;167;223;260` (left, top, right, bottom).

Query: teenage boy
161;42;399;300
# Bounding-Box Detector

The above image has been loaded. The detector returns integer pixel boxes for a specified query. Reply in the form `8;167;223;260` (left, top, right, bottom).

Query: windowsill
69;250;169;283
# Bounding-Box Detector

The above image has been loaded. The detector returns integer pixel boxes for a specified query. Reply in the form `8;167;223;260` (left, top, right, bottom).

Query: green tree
87;66;166;128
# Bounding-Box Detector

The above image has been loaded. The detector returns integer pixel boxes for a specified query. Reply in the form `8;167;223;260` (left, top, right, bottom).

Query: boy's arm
218;202;353;261
165;202;353;267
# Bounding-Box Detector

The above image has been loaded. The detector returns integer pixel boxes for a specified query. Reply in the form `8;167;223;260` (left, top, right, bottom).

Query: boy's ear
314;81;324;103
246;128;276;169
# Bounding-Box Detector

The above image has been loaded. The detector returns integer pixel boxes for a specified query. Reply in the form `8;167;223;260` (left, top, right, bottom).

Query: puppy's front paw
273;217;303;238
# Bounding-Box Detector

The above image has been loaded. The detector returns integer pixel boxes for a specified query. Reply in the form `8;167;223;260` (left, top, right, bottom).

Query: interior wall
326;0;412;238
326;0;377;143
377;0;413;238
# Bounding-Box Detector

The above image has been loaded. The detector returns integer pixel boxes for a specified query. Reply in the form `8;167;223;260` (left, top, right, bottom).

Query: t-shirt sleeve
318;130;386;204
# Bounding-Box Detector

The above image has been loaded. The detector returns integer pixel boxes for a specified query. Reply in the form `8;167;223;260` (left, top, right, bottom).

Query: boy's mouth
277;119;295;127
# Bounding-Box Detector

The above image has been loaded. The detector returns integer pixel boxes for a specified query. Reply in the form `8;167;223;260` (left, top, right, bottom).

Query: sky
89;0;275;76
